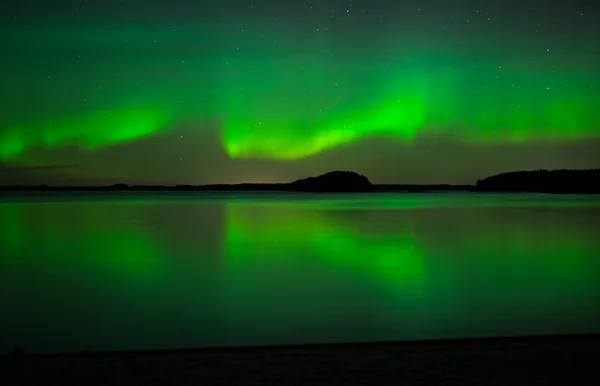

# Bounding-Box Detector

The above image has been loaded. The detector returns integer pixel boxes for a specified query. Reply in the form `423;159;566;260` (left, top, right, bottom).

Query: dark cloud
0;162;80;185
15;164;79;170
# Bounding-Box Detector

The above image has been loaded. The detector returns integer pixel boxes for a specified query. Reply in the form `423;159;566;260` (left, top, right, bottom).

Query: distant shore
2;333;599;385
0;183;473;193
2;168;599;194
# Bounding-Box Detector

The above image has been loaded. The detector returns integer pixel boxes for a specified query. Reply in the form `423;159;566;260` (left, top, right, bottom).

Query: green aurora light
1;21;599;163
0;108;175;159
221;60;600;160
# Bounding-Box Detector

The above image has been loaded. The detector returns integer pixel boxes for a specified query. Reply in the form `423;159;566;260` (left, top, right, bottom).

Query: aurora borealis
1;1;599;185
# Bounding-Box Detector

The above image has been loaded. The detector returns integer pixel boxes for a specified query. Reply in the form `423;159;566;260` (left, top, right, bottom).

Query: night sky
1;0;599;185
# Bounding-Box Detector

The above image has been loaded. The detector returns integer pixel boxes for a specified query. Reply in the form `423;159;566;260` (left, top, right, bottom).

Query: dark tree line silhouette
1;169;599;194
475;169;600;193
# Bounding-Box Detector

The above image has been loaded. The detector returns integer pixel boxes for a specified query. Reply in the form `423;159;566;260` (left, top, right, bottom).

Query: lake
1;191;600;354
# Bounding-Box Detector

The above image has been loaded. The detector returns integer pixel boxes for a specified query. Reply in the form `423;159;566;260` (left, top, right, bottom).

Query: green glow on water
1;194;600;354
0;202;165;280
225;204;425;291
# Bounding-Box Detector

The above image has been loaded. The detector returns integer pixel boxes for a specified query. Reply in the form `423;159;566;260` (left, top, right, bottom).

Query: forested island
474;169;600;194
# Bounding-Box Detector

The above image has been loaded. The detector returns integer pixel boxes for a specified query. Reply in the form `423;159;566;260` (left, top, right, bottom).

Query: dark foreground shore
2;334;600;385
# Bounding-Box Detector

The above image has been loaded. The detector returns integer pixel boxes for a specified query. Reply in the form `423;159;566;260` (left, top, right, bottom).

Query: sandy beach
2;334;599;385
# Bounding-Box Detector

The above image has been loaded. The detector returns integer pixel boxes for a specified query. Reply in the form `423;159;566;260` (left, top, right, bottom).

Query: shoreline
2;187;600;194
6;332;600;359
0;185;473;193
3;169;599;194
3;333;600;385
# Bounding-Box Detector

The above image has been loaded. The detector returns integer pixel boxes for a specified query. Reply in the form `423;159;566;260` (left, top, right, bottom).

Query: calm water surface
1;192;600;354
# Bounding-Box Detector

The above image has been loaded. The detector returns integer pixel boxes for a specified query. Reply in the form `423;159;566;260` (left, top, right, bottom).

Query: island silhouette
290;171;373;192
474;169;600;194
0;169;598;194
